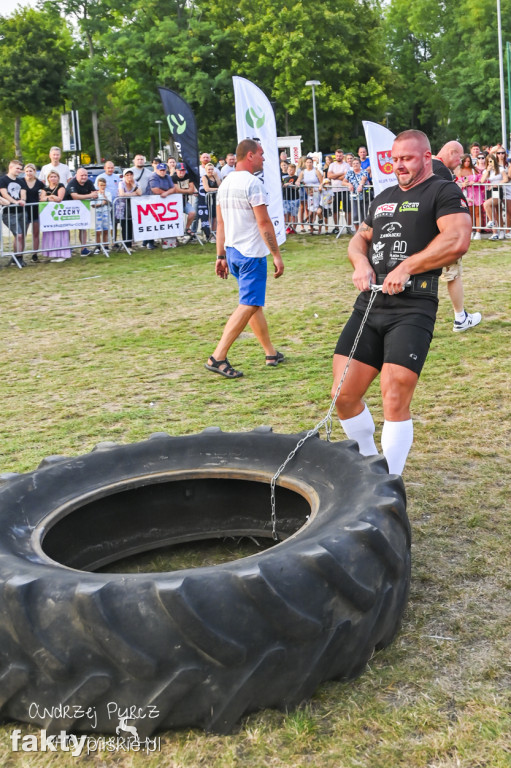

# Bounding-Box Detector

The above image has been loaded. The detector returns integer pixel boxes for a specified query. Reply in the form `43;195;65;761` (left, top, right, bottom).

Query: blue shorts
226;247;267;307
284;199;299;217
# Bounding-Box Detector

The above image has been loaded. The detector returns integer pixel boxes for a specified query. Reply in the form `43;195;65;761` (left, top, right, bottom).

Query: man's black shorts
334;309;434;376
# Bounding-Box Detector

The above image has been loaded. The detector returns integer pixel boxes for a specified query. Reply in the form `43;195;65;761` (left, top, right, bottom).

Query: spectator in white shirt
128;154;153;193
327;148;350;232
220;153;236;179
38;146;72;186
95;160;120;201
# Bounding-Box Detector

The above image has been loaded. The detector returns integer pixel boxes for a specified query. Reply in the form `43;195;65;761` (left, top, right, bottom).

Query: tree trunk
14;116;22;161
85;28;101;164
92;107;101;164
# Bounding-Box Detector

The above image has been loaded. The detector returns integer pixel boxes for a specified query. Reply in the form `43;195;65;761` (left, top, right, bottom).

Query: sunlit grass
0;236;509;767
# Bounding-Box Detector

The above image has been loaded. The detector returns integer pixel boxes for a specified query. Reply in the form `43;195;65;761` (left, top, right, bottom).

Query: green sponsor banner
39;201;91;232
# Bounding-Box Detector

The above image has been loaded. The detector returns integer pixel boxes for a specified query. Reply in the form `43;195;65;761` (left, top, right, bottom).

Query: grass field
0;235;510;767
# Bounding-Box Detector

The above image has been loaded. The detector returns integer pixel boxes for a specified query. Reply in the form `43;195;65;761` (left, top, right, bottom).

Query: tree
440;0;511;145
382;0;511;147
102;0;235;156
199;0;394;151
0;6;72;160
53;0;118;163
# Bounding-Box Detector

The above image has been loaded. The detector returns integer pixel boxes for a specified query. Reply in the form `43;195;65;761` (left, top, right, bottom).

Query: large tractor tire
0;428;410;735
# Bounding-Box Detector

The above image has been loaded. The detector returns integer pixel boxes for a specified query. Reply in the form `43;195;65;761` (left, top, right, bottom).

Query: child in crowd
318;178;333;234
283;163;299;233
92;178;112;253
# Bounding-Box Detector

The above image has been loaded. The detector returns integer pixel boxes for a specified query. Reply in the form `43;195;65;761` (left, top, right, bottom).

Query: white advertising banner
233;76;286;246
362;121;397;196
130;195;184;241
39;200;91;232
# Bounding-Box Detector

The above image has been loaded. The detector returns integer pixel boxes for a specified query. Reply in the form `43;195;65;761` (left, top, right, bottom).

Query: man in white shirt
128;154;153;193
220;153;236;179
199;152;211;177
205;140;284;379
95;160;120;201
38;146;72;186
128;154;153;247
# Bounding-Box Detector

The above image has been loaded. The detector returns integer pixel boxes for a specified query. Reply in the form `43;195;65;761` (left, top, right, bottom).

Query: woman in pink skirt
40;170;72;262
455;154;485;239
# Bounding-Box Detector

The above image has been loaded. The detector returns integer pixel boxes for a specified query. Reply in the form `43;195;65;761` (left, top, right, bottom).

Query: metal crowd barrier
3;182;509;268
461;181;511;239
282;183;374;235
0;195;203;267
282;181;511;239
1;201;115;268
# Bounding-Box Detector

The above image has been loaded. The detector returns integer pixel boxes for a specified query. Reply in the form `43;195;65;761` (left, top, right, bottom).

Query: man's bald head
394;129;431;153
391;130;433;190
437;141;464;171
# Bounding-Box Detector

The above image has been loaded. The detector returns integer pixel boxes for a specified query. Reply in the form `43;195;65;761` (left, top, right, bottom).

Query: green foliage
0;237;509;767
17;111;64;166
0;6;72;117
383;0;511;146
0;0;510;163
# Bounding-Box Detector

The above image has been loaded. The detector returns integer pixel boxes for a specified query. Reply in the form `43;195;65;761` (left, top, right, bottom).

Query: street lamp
155;120;163;158
496;0;507;147
305;80;321;153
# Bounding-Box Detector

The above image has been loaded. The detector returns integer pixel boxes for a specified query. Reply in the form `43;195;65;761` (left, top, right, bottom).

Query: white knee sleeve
381;419;413;475
340;404;378;456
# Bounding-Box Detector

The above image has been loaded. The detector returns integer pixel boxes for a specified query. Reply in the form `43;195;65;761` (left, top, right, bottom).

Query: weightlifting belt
376;273;439;297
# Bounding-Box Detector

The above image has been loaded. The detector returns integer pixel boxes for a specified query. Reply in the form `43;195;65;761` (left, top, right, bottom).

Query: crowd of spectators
1;140;510;267
280;146;374;236
280;142;511;238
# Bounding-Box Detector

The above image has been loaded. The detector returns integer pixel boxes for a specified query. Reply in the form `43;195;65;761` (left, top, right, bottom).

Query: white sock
454;310;466;322
381;419;413;475
340;404;378;456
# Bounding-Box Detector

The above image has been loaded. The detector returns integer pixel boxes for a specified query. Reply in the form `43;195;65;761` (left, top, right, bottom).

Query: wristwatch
216;255;226;260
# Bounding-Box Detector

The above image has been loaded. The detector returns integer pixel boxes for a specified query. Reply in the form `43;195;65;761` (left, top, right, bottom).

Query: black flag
158;87;200;188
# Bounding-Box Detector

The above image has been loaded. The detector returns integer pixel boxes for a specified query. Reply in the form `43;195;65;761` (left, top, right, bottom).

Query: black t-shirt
171;172;192;192
355;175;470;317
432;158;453;181
65;178;96;200
0;174;23;211
45;182;65;197
283;174;299;200
20;178;45;222
21;178;45;204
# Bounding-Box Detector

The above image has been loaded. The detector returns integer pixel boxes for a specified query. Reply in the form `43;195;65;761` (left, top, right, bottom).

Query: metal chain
269;285;382;541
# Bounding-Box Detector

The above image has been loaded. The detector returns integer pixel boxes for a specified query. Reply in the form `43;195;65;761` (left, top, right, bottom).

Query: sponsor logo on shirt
398;200;420;212
371;241;385;264
459;199;468;208
379;222;403;238
374;202;397;217
392;240;407;255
